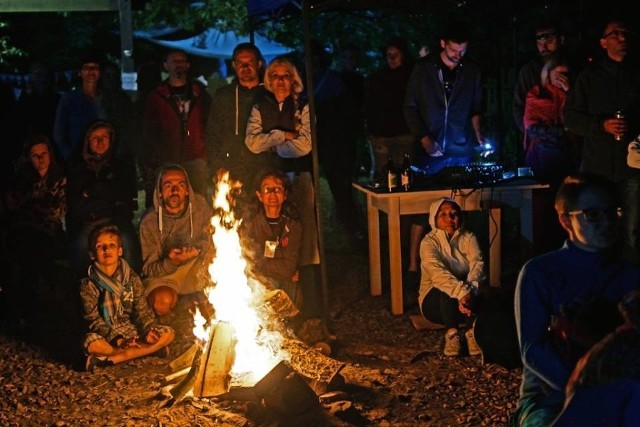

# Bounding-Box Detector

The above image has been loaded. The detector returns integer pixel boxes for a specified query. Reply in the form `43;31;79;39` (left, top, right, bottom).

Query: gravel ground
0;180;523;426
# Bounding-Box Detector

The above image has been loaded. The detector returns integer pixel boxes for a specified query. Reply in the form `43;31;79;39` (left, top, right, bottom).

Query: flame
194;170;283;383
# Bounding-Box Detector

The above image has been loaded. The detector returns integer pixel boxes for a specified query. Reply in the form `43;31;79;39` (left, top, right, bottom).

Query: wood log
193;321;236;398
167;345;203;404
168;343;199;373
282;338;344;385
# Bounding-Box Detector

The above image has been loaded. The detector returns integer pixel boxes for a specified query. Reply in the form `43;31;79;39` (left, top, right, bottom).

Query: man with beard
142;49;210;200
139;165;213;316
513;19;566;135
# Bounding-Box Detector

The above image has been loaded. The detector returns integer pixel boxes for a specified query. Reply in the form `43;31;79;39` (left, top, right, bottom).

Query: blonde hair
263;57;304;97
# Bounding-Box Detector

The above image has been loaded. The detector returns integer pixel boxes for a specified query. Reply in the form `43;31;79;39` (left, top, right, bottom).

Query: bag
473;288;522;369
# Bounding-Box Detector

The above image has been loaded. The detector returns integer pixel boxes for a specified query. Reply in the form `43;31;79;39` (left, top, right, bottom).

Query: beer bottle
384;155;397;192
401;152;412;191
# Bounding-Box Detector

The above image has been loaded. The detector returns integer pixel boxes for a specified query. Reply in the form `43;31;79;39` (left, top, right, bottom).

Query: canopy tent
133;27;292;63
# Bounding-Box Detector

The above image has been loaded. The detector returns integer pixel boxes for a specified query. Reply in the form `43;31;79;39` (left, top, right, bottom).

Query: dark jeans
421;287;475;330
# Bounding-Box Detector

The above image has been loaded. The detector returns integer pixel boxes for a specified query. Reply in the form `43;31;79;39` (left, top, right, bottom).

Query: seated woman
81;224;174;372
240;170;303;309
3;134;67;323
418;198;485;356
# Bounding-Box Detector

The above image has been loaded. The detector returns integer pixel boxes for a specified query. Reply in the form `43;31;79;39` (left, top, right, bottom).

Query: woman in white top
418;197;485;356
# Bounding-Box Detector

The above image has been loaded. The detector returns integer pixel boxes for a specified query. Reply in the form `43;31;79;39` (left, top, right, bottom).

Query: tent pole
302;0;330;321
118;0;134;73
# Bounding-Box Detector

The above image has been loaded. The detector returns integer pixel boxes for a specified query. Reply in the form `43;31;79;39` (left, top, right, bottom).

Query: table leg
520;189;534;262
388;197;403;315
367;194;382;296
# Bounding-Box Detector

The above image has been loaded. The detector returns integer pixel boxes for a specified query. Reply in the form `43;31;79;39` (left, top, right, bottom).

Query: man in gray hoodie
139;164;213;315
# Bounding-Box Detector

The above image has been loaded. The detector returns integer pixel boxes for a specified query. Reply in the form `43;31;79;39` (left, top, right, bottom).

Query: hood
153;163;196;236
428;197;462;230
82;120;115;167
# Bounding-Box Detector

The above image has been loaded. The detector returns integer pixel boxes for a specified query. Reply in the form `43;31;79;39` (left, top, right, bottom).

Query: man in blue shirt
514;173;640;426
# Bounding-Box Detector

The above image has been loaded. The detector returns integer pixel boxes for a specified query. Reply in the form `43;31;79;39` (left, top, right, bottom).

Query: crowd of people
0;12;639;426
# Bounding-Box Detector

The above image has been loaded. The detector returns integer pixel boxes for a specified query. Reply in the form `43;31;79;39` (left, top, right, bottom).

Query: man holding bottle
564;17;640;264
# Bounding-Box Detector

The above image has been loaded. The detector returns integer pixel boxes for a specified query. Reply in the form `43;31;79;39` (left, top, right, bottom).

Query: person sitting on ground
418;197;485;357
81;224;174;372
513;173;640;427
240;169;303;309
552;289;640;426
139;164;213;316
2;134;67;325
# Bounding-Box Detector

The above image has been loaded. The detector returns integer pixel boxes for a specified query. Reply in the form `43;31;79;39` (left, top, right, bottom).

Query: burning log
253;360;320;419
193;321;236;397
282;339;344;385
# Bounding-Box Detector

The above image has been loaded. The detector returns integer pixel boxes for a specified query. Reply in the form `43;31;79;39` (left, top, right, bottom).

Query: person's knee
147;286;178;316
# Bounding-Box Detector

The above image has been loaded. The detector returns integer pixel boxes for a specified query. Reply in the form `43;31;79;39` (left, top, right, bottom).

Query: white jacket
417;198;485;312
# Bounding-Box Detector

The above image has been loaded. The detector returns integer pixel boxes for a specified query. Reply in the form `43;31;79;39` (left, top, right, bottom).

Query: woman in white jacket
418;197;485;357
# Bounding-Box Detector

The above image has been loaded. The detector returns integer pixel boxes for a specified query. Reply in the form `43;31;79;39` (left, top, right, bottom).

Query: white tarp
134;27;292;61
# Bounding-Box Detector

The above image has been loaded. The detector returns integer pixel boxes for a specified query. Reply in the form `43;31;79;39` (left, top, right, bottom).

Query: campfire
162;171;343;418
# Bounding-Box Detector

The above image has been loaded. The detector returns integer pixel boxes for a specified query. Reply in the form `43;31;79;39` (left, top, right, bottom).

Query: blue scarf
88;259;131;327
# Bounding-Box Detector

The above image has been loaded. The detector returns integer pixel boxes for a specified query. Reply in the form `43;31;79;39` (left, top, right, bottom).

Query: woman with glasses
240;170;303;308
245;57;320;316
513;173;640;427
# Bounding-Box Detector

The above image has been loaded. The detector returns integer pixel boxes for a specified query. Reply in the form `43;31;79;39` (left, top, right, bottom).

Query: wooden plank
0;0;117;12
194;322;236;398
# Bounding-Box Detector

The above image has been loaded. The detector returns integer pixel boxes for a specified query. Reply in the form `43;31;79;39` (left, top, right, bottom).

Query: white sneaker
444;329;461;356
465;328;482;356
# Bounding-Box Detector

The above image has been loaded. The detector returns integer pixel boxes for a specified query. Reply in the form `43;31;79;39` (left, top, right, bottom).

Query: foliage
133;0;249;34
0;21;27;70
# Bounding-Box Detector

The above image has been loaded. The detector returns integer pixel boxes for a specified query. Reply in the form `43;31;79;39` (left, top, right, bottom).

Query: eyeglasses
269;73;291;81
261;186;284;194
535;32;557;42
603;29;631;39
565;207;623;222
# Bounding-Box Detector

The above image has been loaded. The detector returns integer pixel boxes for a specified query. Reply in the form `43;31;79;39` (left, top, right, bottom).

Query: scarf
88;259;131;327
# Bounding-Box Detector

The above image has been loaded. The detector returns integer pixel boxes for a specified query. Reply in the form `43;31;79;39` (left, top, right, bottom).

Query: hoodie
418;197;485;311
66;120;137;229
139;164;213;280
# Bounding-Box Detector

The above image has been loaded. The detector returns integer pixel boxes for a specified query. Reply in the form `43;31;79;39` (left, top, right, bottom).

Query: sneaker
444;329;461;356
85;355;113;373
465;328;482;356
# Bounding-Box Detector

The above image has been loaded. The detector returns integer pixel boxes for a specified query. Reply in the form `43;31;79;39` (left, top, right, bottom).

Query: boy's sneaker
85;355;113;373
444;329;461;356
465;328;482;356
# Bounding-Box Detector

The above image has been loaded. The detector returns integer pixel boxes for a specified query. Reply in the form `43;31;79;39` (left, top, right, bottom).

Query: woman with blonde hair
245;57;321;317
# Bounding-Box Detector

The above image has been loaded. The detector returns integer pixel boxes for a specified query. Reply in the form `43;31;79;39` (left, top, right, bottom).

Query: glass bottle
615;109;624;141
401;152;412;191
384;155;397;192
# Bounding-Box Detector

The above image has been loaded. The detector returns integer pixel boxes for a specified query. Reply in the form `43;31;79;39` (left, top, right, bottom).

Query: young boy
80;224;175;372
